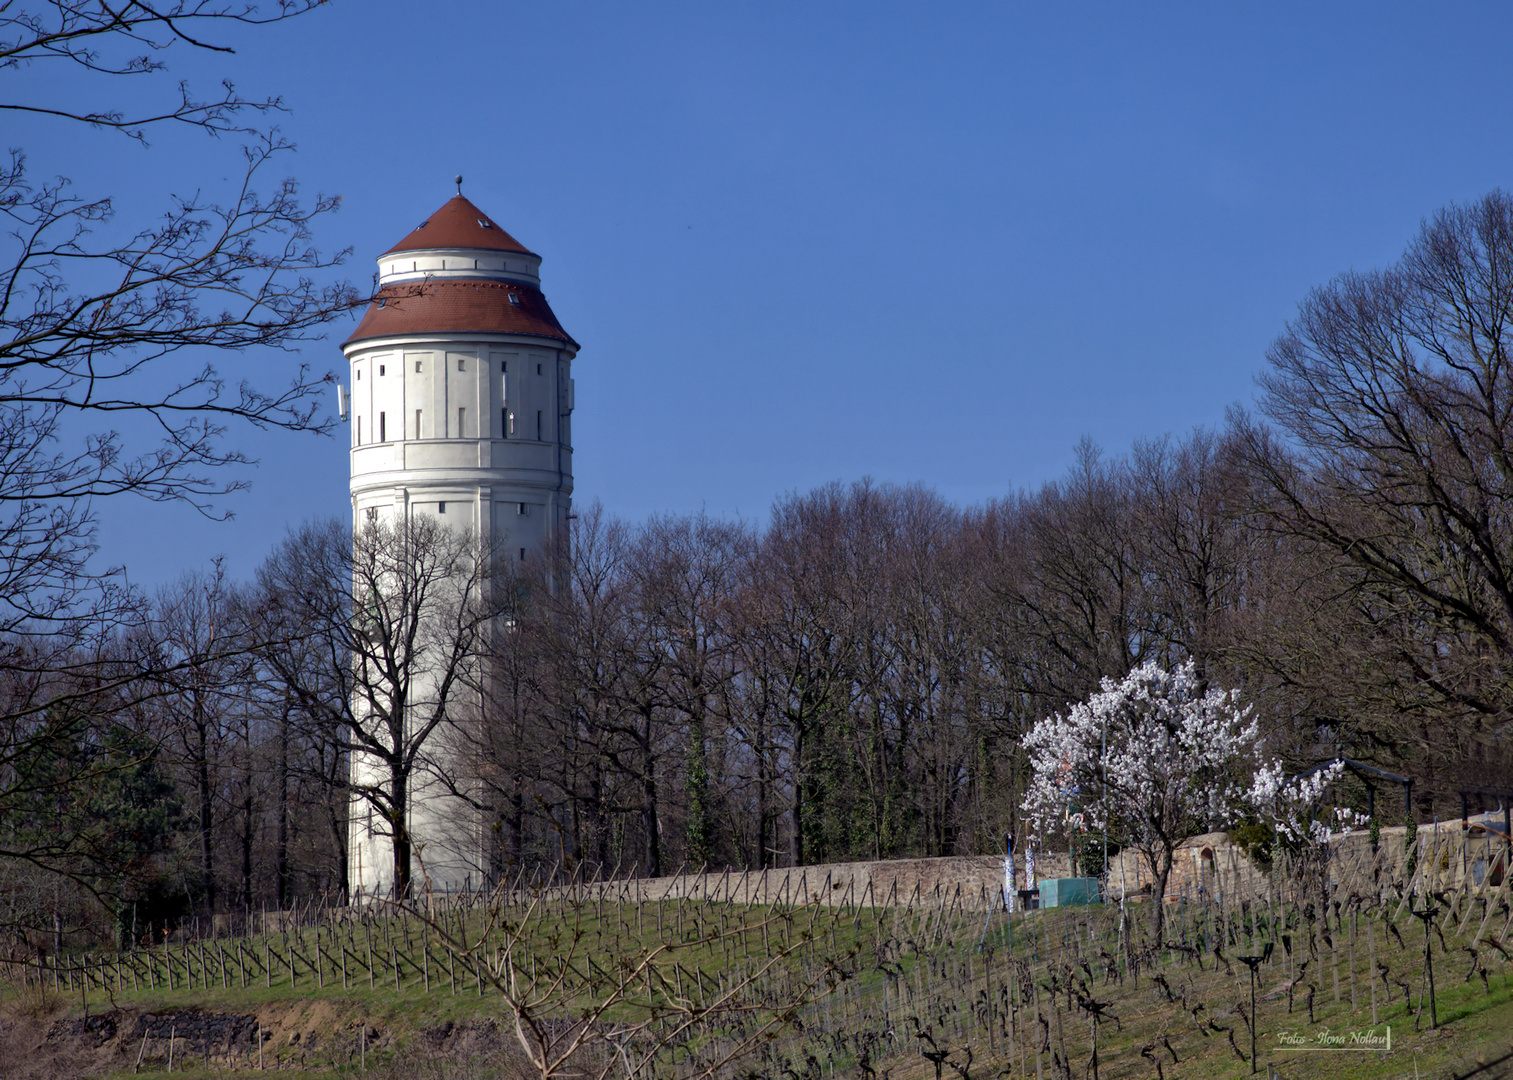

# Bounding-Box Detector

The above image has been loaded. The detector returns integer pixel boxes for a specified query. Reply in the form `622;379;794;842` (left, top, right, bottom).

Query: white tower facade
343;192;578;896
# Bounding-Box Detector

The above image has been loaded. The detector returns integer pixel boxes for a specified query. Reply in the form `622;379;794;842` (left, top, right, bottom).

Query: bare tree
1;2;356;603
0;2;355;921
253;517;507;898
1127;427;1256;683
984;441;1151;710
146;562;244;915
628;514;751;869
1239;189;1513;789
535;507;678;877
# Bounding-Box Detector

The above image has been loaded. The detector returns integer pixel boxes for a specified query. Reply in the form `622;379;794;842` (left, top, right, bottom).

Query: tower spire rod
455;173;463;195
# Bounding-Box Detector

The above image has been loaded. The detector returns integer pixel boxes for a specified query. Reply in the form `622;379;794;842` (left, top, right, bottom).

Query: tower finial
455;174;463;195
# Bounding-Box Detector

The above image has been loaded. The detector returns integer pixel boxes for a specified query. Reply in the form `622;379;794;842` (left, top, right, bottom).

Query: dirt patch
0;993;543;1076
421;1018;511;1056
0;999;375;1077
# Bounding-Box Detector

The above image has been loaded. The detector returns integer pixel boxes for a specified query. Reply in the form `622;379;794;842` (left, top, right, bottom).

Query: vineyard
5;834;1513;1079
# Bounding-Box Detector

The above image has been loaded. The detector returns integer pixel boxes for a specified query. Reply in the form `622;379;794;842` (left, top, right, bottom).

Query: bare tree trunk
240;785;254;913
392;769;412;898
1150;847;1175;946
642;767;661;878
277;702;290;911
756;714;771;869
790;722;806;867
194;689;217;915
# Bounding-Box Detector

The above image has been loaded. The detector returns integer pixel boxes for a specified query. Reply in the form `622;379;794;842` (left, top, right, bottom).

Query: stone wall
350;824;1511;919
1104;831;1267;903
1101;824;1511;905
522;852;1074;913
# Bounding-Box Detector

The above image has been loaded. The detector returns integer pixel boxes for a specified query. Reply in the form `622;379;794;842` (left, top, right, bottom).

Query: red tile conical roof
382;195;535;255
345;281;578;349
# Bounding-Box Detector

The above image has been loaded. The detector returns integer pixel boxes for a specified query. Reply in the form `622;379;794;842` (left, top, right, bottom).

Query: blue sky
19;2;1513;587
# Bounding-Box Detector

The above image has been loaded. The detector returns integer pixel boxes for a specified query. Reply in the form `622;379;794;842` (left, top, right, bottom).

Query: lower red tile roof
345;280;578;349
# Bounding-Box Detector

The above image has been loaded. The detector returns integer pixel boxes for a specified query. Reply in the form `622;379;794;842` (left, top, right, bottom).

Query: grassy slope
6;884;1513;1079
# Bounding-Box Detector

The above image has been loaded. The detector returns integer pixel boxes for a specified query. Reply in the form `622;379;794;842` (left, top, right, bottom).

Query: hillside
5;843;1513;1079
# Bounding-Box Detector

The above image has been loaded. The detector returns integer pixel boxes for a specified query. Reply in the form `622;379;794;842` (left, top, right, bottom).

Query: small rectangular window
356;416;362;445
458;406;465;436
379;412;386;442
415;360;422;373
519;548;526;562
439;502;446;514
501;409;508;437
457;358;465;371
501;361;507;373
508;293;521;306
536;363;542;375
536;410;542;440
379;364;386;376
415;409;422;438
518;502;527;516
357;369;362;381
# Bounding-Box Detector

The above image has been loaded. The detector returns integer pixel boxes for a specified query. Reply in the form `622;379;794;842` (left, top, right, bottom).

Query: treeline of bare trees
471;192;1513;884
474;424;1503;882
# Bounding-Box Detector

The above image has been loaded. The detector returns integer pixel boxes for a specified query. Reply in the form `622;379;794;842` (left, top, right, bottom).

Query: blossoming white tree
1021;660;1333;942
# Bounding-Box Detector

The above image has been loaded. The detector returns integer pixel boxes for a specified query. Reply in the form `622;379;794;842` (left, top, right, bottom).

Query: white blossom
1021;660;1261;858
1247;759;1344;845
1021;660;1351;869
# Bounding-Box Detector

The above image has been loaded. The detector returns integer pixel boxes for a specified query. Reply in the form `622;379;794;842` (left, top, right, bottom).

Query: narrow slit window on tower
439;502;446;514
501;409;508;437
356;416;362;445
536;363;542;375
356;369;362;380
415;360;422;373
500;361;507;373
415;410;422;438
457;357;465;371
379;412;386;442
519;548;526;562
536;410;543;440
518;502;527;516
458;407;465;436
379;364;385;376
